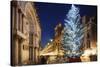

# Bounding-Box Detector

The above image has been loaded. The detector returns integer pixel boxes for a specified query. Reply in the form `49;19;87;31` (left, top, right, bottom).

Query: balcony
13;29;26;40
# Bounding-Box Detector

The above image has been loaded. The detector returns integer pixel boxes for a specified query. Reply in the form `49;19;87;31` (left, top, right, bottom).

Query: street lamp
47;43;50;45
50;39;53;42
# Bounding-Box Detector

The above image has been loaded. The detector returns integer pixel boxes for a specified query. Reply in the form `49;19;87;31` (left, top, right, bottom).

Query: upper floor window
17;9;24;33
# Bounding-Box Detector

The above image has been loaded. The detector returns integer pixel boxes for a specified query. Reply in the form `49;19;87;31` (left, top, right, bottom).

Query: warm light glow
80;55;90;62
80;48;97;62
47;43;50;45
82;48;97;56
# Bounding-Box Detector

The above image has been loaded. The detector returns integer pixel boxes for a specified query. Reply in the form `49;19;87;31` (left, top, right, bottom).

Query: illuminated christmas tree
62;5;86;57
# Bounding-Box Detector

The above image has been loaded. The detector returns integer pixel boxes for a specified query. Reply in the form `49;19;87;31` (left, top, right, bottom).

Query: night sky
34;2;97;47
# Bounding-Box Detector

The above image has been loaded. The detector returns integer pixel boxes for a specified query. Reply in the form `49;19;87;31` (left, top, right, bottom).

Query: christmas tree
62;4;86;58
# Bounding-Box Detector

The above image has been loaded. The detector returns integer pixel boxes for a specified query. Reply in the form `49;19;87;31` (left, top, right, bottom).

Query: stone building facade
54;23;64;56
11;1;41;66
81;16;97;50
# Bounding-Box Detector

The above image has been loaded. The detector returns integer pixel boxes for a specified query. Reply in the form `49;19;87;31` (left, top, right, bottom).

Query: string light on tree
62;4;86;58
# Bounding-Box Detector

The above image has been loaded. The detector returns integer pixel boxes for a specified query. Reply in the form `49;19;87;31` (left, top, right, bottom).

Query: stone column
15;37;19;65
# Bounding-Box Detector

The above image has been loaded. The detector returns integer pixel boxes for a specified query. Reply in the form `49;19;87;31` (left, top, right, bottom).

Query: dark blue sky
34;2;97;47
